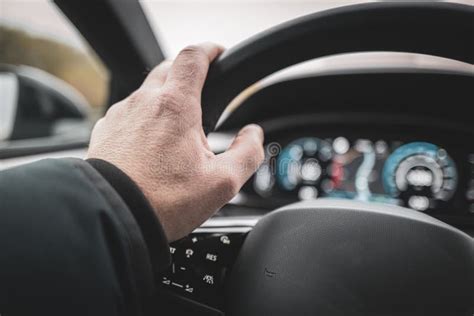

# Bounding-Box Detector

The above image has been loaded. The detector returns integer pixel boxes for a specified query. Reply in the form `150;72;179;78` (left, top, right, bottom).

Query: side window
0;0;109;153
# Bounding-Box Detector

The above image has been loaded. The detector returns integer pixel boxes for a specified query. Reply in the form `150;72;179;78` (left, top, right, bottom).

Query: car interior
1;1;473;315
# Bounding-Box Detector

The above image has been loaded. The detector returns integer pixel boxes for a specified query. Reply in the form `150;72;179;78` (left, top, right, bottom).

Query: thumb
215;124;265;190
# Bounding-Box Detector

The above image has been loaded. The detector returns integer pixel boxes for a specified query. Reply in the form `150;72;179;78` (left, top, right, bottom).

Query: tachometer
383;142;457;211
276;137;332;200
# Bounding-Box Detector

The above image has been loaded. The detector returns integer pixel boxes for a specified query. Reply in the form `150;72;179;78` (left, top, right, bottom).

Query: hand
86;43;265;241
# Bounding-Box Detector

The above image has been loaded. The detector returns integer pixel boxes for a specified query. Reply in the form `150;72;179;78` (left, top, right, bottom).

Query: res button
205;252;219;263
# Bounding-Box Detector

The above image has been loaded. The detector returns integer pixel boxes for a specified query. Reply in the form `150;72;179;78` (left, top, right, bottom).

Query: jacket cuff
87;158;171;275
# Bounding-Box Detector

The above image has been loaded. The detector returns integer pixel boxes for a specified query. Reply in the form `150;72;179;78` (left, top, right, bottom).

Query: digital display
254;137;458;212
322;137;399;205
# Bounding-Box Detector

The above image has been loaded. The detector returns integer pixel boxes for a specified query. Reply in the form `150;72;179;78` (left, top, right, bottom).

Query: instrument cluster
250;136;473;215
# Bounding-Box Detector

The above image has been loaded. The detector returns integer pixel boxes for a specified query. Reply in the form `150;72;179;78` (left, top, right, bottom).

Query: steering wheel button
161;276;171;286
184;248;194;259
184;284;194;294
205;253;218;262
219;235;231;245
202;274;215;285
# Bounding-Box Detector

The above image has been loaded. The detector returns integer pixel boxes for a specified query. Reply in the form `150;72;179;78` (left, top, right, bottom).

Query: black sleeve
0;158;171;316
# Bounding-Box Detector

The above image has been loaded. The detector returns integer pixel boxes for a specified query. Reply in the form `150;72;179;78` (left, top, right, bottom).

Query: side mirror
0;65;92;155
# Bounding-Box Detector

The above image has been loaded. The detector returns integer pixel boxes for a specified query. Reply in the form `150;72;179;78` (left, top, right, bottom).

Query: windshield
141;0;472;57
141;0;373;56
141;0;473;117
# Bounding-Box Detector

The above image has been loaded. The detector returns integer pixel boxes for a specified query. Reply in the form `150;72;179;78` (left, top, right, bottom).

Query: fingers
141;60;173;90
164;42;224;99
214;124;265;196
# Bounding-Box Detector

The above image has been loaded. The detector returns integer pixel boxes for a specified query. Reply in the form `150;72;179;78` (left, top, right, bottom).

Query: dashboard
216;69;474;228
238;125;474;225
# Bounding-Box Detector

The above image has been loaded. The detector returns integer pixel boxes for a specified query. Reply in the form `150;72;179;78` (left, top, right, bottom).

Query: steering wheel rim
197;3;474;315
201;2;474;134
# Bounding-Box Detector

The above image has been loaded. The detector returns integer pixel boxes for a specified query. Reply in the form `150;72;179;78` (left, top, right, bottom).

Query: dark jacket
0;158;170;315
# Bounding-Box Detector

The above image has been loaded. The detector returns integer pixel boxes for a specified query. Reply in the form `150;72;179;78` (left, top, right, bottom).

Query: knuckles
128;88;151;106
157;90;182;106
104;103;121;118
179;45;207;60
127;88;186;116
175;45;209;75
154;90;185;114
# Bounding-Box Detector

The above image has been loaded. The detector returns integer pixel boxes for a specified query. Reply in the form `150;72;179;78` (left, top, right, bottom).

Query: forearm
0;158;170;316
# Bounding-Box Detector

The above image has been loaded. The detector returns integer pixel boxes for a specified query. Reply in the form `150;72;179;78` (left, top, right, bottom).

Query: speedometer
383;142;457;211
276;137;332;200
251;136;463;215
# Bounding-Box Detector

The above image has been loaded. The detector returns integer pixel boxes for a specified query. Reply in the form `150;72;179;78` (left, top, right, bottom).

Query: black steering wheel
197;3;473;315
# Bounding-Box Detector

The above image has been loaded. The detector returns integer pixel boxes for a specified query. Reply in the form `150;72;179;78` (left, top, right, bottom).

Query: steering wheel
197;3;473;315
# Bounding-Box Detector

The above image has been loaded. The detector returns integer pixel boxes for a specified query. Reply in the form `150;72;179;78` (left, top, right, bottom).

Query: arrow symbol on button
264;268;276;278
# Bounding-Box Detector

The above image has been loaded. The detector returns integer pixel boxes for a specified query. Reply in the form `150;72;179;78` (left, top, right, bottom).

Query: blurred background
1;0;470;112
0;0;472;152
1;0;109;113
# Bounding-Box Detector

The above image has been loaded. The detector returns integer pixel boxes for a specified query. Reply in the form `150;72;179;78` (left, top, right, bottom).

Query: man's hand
87;43;264;241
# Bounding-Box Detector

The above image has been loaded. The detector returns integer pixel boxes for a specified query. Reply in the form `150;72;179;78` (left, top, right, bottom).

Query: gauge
276;137;332;200
383;142;457;211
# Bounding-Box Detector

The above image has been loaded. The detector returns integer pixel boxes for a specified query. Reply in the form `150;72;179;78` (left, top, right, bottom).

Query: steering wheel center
225;200;473;315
